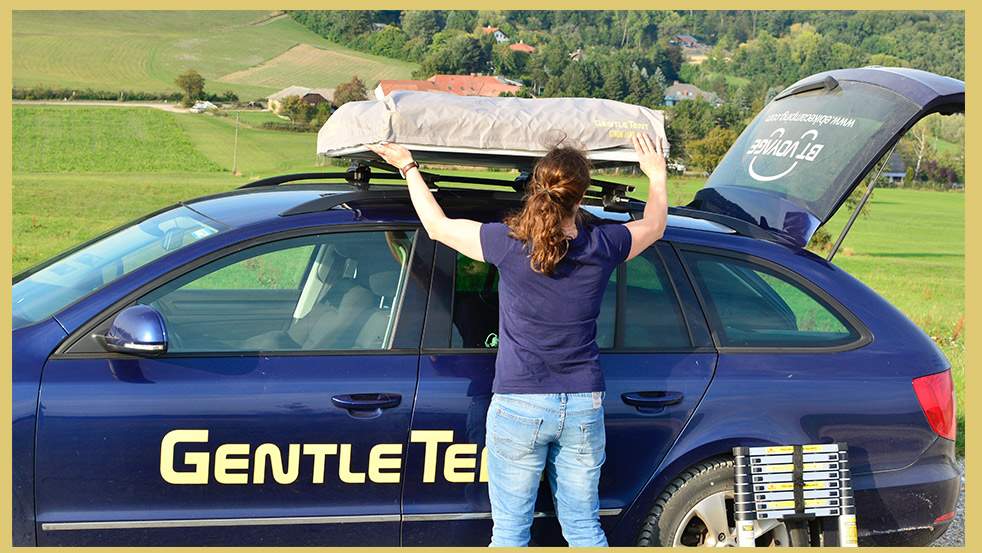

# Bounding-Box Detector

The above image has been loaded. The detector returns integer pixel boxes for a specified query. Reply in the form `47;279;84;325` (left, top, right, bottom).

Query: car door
35;227;432;546
400;241;716;546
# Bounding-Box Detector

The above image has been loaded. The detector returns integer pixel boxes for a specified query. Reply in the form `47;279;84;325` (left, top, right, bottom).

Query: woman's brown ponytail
504;146;591;275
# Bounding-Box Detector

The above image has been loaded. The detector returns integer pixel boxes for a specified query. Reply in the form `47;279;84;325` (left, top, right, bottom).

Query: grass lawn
11;104;965;454
13;105;221;173
12;11;417;101
172;109;323;177
229;109;288;127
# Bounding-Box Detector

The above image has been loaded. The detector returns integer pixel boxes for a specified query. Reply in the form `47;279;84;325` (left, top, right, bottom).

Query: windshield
13;206;222;330
704;80;921;222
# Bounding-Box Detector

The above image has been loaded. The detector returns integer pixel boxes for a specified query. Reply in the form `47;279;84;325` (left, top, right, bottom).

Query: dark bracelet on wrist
399;161;419;178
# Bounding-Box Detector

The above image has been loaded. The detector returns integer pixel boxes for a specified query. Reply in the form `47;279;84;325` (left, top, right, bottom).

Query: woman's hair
504;145;591;275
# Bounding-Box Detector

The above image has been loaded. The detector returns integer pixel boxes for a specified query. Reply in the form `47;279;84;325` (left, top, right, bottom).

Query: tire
636;457;793;547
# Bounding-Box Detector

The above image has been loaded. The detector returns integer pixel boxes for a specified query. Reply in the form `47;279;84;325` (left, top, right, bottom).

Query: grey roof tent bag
317;91;667;169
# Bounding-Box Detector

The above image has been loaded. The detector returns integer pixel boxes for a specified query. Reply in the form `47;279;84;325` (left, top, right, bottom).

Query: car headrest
369;271;400;297
331;239;366;259
317;246;343;282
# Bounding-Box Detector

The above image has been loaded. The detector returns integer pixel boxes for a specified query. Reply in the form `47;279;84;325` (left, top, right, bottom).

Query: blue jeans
485;392;607;547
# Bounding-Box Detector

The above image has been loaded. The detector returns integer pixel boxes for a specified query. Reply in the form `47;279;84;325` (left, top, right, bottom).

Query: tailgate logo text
746;127;824;182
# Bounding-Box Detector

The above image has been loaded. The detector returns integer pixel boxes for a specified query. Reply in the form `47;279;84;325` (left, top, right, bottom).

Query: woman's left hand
365;142;415;170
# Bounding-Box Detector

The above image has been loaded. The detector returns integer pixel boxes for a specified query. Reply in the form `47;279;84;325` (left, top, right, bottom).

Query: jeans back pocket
489;403;543;461
576;410;607;468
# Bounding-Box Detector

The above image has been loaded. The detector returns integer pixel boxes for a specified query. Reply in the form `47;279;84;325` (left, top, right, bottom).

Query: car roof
185;183;739;237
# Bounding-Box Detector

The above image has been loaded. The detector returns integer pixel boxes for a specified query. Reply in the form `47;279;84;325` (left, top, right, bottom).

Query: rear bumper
852;439;959;546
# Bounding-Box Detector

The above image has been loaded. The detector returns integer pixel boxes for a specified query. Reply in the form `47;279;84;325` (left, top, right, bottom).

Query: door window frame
673;243;873;353
53;224;434;359
422;241;713;354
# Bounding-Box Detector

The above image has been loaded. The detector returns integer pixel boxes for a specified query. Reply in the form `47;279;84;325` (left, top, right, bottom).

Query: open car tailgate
690;67;963;247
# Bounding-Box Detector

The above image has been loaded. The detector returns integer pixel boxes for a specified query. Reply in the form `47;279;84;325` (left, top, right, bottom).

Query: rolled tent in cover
317;91;668;169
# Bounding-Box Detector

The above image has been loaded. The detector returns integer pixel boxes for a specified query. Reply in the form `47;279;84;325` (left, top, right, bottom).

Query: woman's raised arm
365;142;485;262
624;133;669;260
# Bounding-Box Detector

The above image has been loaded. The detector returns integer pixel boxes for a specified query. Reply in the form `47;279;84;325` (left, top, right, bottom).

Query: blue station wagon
12;67;962;546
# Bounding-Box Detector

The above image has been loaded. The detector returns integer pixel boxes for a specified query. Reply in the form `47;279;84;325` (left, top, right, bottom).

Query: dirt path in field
13;99;189;113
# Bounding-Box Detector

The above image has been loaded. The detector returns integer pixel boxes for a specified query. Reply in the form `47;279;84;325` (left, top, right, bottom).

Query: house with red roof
481;25;510;43
508;41;536;54
375;74;522;99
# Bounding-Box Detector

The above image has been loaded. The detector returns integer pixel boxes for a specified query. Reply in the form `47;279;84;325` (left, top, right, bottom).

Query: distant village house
881;151;907;184
481;25;510;44
664;81;720;106
376;74;523;99
267;86;335;114
508;41;536;54
670;34;701;48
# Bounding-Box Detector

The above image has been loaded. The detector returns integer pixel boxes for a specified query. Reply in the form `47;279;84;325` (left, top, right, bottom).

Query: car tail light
912;370;956;441
934;511;956;524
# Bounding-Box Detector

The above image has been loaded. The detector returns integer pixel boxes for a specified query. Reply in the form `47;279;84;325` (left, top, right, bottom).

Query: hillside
12;11;417;101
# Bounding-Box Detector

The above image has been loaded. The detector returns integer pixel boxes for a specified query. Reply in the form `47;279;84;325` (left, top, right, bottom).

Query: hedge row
13;86;240;104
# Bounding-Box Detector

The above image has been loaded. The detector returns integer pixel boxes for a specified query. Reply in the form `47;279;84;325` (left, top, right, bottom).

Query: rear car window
682;251;859;348
621;250;690;349
450;248;690;350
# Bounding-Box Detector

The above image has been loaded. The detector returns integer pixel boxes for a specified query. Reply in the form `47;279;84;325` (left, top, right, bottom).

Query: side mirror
97;304;168;355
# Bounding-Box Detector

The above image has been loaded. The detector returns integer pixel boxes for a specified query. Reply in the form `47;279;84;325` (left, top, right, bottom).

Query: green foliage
354;25;409;59
401;10;444;44
492;43;525;76
310;102;332;130
687;126;738;173
416;34;491;77
175;69;205;107
279;95;313;124
445;11;478;32
13;86;183;102
334;75;368;107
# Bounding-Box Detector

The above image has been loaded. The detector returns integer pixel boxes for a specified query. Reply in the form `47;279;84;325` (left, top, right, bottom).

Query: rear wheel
637;458;791;547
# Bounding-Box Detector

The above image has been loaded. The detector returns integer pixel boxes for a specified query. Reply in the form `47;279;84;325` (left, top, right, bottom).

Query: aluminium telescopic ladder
733;443;858;547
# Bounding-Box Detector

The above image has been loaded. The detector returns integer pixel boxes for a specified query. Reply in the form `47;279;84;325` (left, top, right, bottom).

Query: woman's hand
365;142;415;171
632;133;667;182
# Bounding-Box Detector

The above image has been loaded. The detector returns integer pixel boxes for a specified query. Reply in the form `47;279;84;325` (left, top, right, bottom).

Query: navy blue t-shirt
479;220;633;394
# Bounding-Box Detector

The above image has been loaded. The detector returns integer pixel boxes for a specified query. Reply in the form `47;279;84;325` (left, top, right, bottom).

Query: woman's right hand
632;133;667;181
365;142;415;171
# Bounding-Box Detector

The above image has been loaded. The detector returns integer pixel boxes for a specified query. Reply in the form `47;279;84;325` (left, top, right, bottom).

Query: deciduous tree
175;69;205;107
334;76;368;107
688;126;738;173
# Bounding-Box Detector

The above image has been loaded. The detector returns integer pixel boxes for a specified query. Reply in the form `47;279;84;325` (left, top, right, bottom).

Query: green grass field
13;11;417;101
11;104;965;454
13;105;222;173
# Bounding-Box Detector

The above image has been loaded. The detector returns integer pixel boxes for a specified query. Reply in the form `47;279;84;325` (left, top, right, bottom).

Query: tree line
286;11;968;186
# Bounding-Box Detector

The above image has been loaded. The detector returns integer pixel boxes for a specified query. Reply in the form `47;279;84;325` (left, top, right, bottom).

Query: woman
366;133;668;547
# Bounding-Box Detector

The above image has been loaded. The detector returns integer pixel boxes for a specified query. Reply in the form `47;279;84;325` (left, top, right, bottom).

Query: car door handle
621;391;684;408
331;393;402;411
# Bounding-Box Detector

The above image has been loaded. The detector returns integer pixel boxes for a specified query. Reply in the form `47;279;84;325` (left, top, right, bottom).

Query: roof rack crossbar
241;160;637;213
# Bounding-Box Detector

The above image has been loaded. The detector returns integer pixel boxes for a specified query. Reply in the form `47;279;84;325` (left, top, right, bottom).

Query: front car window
139;230;415;353
683;251;859;348
12;206;222;330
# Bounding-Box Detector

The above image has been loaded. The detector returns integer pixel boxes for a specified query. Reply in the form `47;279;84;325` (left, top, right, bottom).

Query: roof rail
240;161;636;212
